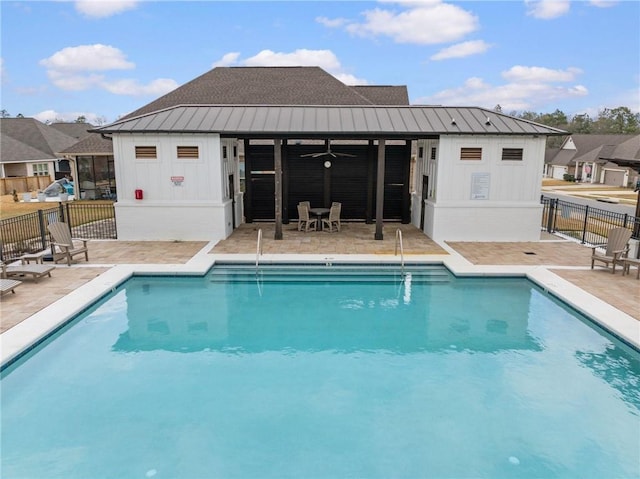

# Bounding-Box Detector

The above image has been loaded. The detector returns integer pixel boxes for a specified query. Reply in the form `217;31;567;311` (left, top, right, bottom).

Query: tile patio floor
1;224;638;335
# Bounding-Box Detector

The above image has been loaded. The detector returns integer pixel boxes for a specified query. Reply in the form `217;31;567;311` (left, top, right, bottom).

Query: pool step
208;264;452;284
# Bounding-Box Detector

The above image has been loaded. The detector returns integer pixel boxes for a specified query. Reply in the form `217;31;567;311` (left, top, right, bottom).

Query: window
430;147;437;160
460;147;482;161
135;146;157;159
502;148;523;161
222;146;228;159
33;163;49;176
418;146;424;159
177;146;199;159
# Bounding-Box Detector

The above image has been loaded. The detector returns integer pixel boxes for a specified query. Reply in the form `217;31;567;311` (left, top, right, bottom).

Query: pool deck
1;223;638;365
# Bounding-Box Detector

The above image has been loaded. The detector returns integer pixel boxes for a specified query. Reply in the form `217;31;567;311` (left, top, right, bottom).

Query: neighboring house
60;133;116;200
0;118;79;181
545;134;640;186
94;66;564;243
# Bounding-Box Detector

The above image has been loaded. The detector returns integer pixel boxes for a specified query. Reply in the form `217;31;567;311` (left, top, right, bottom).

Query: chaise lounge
1;261;55;283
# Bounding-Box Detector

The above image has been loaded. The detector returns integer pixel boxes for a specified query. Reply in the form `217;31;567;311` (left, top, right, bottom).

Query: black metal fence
541;195;639;247
0;202;116;262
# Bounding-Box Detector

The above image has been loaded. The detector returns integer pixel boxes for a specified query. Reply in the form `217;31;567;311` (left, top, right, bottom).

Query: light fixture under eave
300;139;357;158
324;160;332;168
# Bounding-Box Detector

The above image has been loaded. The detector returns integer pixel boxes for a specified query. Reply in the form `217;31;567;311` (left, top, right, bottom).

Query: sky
1;0;638;125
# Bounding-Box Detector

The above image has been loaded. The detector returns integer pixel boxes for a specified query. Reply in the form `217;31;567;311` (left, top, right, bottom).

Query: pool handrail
395;228;405;276
256;228;263;274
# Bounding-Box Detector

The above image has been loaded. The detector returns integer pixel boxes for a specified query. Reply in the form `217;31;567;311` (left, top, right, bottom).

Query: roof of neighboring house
122;67;410;119
49;122;95;140
95;104;567;137
544;148;559;164
0;118;79;163
548;134;637;166
60;133;113;155
608;134;640;161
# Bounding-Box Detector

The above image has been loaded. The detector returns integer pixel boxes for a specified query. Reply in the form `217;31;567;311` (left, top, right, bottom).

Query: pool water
2;265;639;478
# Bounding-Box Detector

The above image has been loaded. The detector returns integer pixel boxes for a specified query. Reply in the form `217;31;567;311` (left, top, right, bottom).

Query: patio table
309;207;330;231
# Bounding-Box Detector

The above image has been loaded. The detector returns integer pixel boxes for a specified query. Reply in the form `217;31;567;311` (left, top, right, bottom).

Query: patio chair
1;261;54;283
47;222;89;266
322;202;342;232
297;203;317;232
590;227;632;273
0;278;22;296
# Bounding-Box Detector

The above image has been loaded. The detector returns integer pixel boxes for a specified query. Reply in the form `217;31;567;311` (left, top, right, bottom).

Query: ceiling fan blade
336;152;357;158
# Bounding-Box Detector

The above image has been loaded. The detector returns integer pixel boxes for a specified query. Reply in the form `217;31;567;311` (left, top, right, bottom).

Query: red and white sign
171;176;185;186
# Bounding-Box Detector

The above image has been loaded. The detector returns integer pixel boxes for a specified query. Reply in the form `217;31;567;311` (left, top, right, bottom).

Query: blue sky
1;0;638;124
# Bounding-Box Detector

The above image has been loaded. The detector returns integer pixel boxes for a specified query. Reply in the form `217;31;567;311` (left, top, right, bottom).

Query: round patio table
309;207;330;230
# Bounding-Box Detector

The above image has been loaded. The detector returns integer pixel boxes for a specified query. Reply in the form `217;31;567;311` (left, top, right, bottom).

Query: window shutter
502;148;523;161
135;146;157;159
177;146;199;159
460;147;482;160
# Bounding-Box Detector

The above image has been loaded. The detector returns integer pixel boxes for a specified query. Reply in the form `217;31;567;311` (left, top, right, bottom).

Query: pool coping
2;244;638;367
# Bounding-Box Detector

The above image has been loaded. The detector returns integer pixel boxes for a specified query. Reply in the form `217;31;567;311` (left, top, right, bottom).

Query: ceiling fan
300;140;357;158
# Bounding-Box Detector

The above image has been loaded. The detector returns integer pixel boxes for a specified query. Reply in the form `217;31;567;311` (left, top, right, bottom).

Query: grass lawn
0;195;113;220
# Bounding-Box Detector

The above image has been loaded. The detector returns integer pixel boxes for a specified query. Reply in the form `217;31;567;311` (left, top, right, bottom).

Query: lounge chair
297;203;317;232
47;222;89;266
0;278;22;296
1;261;54;282
322;202;342;232
591;227;632;273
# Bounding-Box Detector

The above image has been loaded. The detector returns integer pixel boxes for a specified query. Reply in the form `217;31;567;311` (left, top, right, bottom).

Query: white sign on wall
470;172;490;200
171;176;184;186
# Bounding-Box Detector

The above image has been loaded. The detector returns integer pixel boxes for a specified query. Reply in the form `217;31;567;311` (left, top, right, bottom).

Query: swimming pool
2;264;639;478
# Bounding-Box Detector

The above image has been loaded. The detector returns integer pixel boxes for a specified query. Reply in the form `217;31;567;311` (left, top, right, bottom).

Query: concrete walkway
1;225;638;336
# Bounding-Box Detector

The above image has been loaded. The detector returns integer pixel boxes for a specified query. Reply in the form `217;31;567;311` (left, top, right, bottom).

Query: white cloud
525;0;571;19
40;44;177;96
34;109;105;124
589;0;618;7
211;49;368;85
430;40;491;60
415;67;588;111
502;66;582;83
343;1;478;44
316;16;348;28
212;52;241;68
40;44;135;73
74;0;138;18
101;78;178;96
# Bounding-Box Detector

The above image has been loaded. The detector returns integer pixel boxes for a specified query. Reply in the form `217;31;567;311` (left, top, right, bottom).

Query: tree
75;115;87;123
1;109;10;118
493;104;503;113
592;107;640;134
569;113;592;134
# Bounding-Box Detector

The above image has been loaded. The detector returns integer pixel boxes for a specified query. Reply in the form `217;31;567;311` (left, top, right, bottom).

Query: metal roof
95;105;567;138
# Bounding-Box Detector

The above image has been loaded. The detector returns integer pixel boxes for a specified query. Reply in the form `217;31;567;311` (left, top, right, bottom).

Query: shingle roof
549;134;638;166
123;67;409;119
0;118;78;163
95;105;567;137
49;122;95;140
60;133;113;155
352;86;410;105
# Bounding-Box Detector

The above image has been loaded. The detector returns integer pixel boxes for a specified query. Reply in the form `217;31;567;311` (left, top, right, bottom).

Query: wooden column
274;139;283;240
243;139;253;223
375;139;386;240
366;140;375;224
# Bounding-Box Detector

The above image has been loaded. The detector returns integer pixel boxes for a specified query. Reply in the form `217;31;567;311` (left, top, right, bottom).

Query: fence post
65;202;71;227
623;213;628;228
581;205;589;244
58;202;66;223
38;209;47;250
545;198;554;233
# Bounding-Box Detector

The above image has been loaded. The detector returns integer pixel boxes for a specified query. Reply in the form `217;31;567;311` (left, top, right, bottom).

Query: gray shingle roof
352;86;410;105
60;133;113;155
49;122;95;140
95;105;567;137
0;118;79;163
122;67;409;119
549;134;637;166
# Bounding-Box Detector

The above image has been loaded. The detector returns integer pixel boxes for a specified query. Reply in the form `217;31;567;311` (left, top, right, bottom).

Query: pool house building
94;66;565;243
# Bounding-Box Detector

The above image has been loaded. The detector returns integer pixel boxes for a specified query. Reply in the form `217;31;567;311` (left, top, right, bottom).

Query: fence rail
541;195;639;249
0;202;116;262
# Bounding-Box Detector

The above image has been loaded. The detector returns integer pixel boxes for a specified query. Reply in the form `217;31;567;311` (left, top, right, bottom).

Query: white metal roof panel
95;105;566;137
